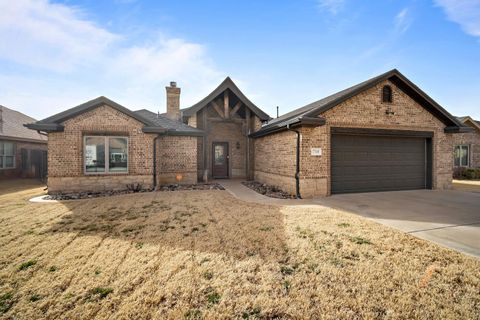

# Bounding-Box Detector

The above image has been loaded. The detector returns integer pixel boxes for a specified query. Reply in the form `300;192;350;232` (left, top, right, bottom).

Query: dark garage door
331;132;431;194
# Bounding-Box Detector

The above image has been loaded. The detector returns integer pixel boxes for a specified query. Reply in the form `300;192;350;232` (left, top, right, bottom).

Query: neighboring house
27;69;467;197
0;105;47;180
453;116;480;168
250;69;468;197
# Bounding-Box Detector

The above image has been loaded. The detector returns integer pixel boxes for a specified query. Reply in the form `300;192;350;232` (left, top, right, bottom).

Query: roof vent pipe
276;106;279;118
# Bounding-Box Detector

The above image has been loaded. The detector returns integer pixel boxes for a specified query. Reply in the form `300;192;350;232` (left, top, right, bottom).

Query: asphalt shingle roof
35;96;156;127
456;116;480;131
253;69;464;137
0;105;47;142
134;109;203;134
26;96;202;136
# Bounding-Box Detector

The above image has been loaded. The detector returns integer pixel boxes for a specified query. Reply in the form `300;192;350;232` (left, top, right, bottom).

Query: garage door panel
331;134;428;194
332;166;425;176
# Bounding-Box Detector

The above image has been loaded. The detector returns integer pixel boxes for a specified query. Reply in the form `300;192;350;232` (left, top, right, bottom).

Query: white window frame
0;141;16;170
454;145;469;167
84;136;129;175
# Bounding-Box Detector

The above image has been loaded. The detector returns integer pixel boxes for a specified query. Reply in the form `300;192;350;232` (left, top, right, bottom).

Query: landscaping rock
158;183;225;191
45;183;224;200
45;188;152;201
242;181;295;199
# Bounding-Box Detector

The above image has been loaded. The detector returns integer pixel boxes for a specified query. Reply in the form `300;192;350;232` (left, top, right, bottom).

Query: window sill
84;172;130;176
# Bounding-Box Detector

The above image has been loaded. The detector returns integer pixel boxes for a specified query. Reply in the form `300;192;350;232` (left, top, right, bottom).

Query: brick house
27;69;467;196
452;116;480;169
0;105;47;180
250;69;469;197
26;78;269;194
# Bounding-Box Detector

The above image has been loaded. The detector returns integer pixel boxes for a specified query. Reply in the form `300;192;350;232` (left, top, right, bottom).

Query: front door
212;142;229;178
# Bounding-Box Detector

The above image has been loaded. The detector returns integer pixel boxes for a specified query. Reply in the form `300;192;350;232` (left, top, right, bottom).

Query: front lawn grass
0;179;478;319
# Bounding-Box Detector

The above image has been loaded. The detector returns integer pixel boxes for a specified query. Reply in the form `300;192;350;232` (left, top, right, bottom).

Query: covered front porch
180;77;270;181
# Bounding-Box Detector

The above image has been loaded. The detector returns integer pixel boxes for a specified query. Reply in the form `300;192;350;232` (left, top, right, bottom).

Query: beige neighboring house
0;105;47;180
453;116;480;168
27;69;467;197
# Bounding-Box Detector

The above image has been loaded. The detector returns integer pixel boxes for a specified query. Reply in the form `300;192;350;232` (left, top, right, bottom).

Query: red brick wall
253;130;297;195
156;135;197;184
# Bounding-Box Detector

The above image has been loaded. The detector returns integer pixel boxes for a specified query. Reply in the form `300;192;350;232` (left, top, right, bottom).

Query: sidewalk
216;179;315;206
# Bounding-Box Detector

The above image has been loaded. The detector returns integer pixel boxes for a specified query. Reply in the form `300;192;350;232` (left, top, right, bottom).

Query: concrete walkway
218;179;480;258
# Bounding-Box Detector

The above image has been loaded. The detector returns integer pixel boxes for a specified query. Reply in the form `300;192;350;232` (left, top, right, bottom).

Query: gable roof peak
26;96;159;132
181;76;270;121
457;115;480;131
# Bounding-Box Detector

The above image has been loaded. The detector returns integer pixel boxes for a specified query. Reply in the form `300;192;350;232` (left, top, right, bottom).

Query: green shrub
453;167;480;180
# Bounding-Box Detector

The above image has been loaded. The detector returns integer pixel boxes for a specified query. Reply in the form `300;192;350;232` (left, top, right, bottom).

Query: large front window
84;136;128;174
0;141;15;169
454;145;469;167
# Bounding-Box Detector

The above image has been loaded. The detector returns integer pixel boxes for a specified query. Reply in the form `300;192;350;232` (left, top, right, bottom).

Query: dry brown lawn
453;179;480;193
0;180;479;319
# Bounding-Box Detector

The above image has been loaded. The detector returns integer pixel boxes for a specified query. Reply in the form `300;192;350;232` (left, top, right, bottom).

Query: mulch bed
242;181;296;199
45;183;225;200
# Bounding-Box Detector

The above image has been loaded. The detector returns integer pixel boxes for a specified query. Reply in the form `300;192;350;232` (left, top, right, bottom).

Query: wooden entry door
212;142;229;178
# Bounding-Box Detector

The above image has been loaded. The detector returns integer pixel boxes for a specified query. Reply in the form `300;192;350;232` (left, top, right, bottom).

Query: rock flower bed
45;189;152;201
242;181;295;199
158;183;225;191
45;183;225;200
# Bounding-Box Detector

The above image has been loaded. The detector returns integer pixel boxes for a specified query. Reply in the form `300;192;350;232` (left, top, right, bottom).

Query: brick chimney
166;81;181;121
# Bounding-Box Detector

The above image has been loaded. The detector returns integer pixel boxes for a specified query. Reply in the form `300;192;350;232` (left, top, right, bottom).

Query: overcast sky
0;0;479;120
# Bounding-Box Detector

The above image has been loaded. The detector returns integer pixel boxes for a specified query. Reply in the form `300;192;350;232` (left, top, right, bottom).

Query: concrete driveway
317;189;480;257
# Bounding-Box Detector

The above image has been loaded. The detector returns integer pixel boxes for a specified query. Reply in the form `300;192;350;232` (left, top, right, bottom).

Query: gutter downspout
153;134;161;190
287;124;301;199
